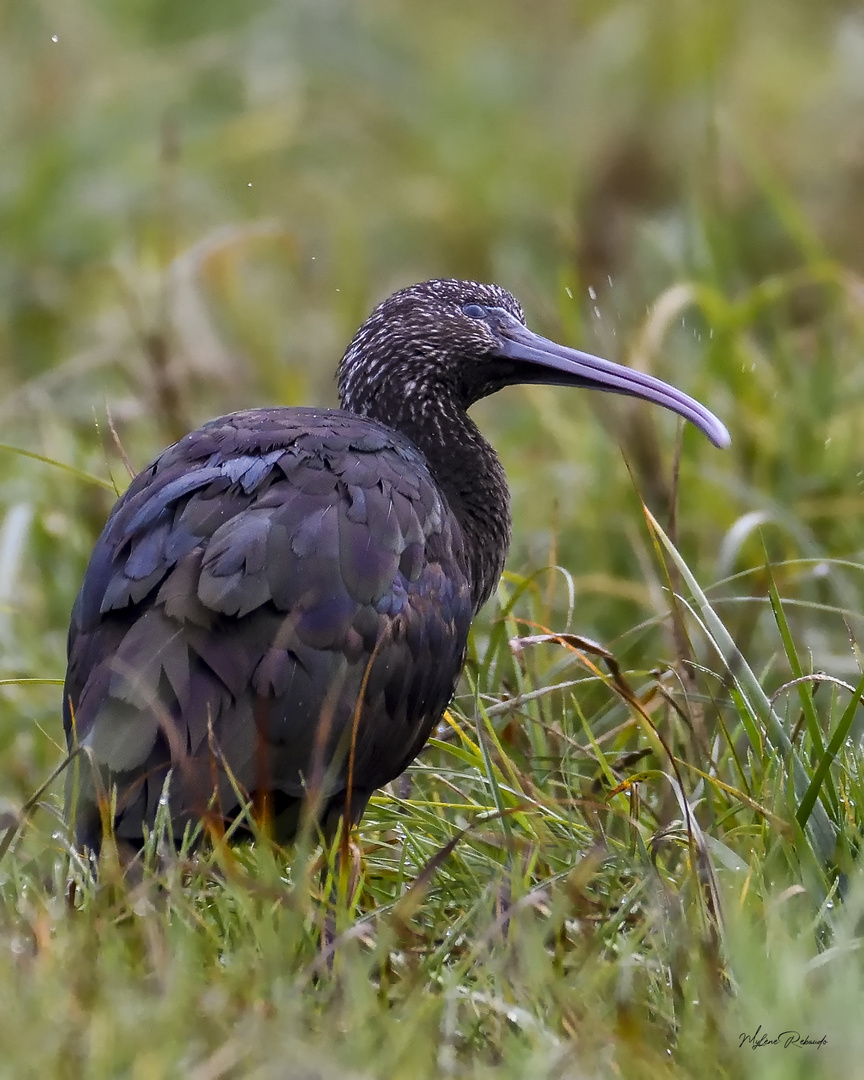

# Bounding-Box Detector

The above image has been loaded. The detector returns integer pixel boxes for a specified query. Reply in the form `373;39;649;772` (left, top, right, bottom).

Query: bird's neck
376;395;512;613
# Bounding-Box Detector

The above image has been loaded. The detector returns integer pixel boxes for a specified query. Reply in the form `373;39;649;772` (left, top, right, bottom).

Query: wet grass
2;1;864;1077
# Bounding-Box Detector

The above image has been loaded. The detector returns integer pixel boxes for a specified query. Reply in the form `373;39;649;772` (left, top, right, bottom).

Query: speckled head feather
338;278;526;417
336;279;528;612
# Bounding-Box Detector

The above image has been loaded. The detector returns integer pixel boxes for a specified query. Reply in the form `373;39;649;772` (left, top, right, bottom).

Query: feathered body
64;279;727;851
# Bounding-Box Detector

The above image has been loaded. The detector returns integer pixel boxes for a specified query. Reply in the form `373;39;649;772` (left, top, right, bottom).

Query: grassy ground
2;1;864;1076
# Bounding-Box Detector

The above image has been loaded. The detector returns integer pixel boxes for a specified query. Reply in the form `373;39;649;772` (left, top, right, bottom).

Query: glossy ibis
64;278;728;853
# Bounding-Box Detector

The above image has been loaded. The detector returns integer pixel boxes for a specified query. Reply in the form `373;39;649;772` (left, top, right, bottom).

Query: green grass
3;1;864;1076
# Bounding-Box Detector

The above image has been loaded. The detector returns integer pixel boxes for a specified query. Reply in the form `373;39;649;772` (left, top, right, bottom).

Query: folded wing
64;407;473;849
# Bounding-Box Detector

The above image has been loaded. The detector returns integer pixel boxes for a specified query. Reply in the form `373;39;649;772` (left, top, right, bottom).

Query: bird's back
64;407;474;850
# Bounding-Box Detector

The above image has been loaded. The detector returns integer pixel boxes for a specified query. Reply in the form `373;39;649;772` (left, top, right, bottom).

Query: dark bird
63;279;728;853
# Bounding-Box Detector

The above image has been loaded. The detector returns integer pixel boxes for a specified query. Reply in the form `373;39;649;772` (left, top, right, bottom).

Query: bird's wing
64;408;473;845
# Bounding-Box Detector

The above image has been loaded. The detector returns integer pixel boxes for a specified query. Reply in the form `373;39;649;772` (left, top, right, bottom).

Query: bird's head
338;278;730;449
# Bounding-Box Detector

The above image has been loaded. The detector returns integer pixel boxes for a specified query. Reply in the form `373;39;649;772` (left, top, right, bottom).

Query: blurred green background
3;0;864;798
4;2;864;1077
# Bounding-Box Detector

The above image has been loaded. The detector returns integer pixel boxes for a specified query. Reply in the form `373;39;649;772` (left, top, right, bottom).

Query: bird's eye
462;304;487;319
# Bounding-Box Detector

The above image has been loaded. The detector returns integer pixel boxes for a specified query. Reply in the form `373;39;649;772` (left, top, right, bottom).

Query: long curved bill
492;309;730;449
